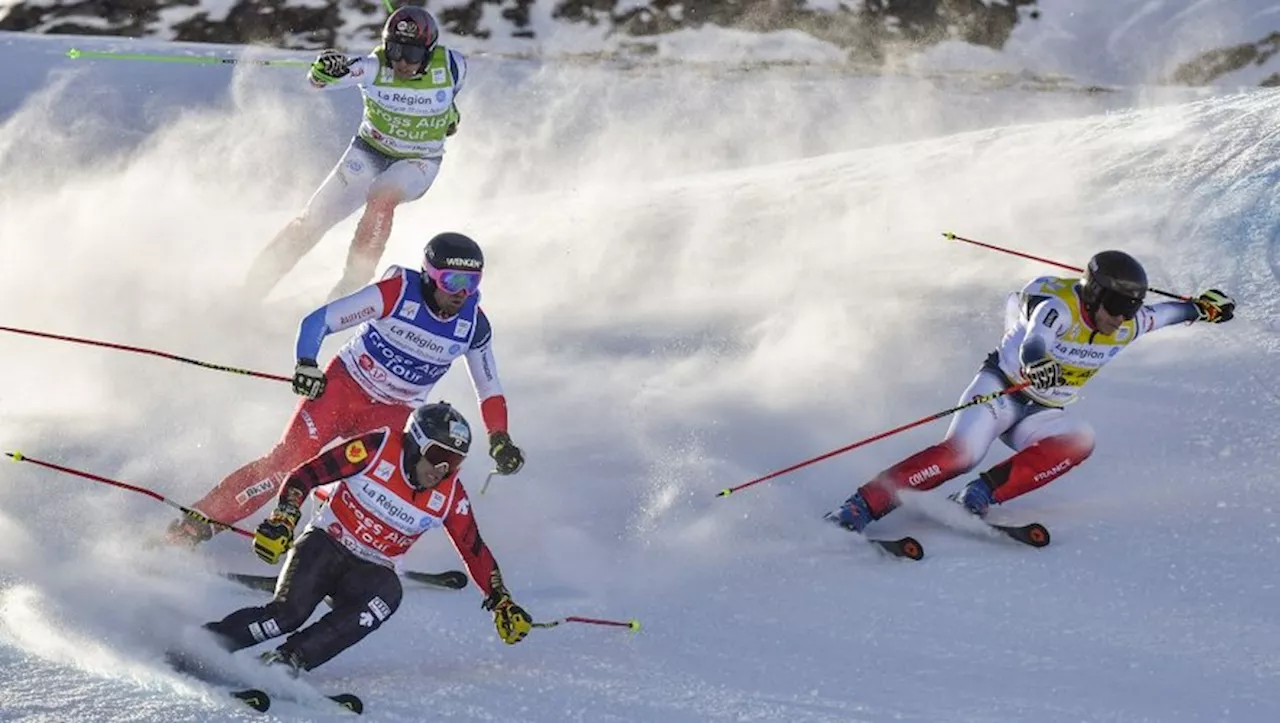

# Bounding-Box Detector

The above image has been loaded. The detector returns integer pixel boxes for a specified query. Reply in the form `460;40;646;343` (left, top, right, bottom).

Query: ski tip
329;692;364;714
1024;523;1051;548
67;48;81;59
899;537;925;561
231;688;271;712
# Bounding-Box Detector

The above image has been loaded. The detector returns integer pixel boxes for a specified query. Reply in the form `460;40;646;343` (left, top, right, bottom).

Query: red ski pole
716;382;1032;498
941;232;1191;301
533;616;642;632
0;325;291;384
5;451;253;537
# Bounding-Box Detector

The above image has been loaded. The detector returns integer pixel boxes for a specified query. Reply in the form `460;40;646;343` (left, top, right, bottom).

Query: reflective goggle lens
425;262;482;296
422;439;465;474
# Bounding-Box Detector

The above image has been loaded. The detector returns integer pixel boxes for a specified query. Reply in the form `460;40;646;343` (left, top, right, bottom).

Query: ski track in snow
1;30;1280;723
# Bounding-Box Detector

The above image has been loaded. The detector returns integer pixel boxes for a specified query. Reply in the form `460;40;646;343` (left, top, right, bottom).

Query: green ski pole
66;48;308;67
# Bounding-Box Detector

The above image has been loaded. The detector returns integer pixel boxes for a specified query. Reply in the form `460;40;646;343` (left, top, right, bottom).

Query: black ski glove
489;431;524;475
292;359;326;399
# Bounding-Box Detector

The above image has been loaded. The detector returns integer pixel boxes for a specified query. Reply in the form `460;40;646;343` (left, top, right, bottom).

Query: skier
245;6;468;301
826;250;1236;531
201;401;533;672
166;231;526;546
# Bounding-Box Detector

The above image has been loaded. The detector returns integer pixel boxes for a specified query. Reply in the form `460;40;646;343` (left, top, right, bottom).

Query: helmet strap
1076;285;1101;330
421;277;444;315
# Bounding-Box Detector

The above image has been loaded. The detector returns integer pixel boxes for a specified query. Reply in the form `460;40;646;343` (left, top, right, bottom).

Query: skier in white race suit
825;250;1236;532
245;6;467;301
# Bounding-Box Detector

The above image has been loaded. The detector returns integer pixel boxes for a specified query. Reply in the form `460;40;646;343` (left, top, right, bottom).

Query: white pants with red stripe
858;367;1096;517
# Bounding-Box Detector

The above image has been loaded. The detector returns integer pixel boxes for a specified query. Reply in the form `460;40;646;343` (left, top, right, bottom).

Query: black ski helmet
1081;250;1148;319
382;6;440;69
404;401;471;488
424;232;484;274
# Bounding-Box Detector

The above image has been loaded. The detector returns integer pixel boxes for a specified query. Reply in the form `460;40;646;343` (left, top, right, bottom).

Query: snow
995;0;1280;86
2;22;1280;723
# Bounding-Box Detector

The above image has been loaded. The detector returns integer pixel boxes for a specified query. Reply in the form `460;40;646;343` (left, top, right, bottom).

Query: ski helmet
382;6;440;70
1080;250;1147;319
404;401;471;488
422;232;484;296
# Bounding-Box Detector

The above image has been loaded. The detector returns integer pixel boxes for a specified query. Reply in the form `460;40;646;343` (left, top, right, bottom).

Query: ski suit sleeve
294;269;409;361
309;54;375;90
1132;301;1199;340
447;49;468;96
464;307;509;434
277;431;386;509
442;483;502;597
1018;296;1072;365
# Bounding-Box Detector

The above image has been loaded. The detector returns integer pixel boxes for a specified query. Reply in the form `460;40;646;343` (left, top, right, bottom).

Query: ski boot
950;477;996;518
259;648;307;677
163;510;215;548
824;491;874;533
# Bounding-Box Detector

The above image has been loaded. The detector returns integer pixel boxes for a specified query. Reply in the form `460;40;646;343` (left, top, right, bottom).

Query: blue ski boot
951;477;996;518
824;491;875;533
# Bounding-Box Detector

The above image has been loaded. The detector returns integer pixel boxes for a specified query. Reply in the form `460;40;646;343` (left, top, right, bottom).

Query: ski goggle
424;261;482;297
385;41;430;66
421;439;466;475
408;423;468;475
1099;290;1144;319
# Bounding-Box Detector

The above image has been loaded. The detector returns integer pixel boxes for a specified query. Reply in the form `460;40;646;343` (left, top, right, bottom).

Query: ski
222;571;278;593
223;568;467;592
869;535;925;560
229;688;271;712
404;569;468;589
988;521;1051;548
230;687;364;715
328;692;365;714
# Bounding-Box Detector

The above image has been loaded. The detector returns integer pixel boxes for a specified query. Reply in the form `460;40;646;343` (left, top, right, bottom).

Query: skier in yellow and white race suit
827;250;1237;532
245;6;467;301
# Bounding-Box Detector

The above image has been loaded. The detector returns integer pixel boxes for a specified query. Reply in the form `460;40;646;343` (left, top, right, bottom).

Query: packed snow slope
1;31;1279;722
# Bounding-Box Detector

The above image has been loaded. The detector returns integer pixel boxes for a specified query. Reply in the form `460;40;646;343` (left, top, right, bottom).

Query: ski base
869;536;925;560
989;522;1050;548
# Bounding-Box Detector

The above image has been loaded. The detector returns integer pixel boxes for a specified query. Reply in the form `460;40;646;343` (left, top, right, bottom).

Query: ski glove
446;104;460;136
253;502;301;565
292;359;326;399
1021;357;1065;392
1193;289;1235;324
488;431;525;475
483;590;532;645
310;50;351;85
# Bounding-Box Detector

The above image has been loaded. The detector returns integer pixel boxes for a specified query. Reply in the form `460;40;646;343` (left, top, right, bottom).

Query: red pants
193;360;410;524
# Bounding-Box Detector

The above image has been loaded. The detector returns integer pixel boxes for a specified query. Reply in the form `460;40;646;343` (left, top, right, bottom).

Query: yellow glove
483;590;532;645
252;503;300;565
1193;289;1235;324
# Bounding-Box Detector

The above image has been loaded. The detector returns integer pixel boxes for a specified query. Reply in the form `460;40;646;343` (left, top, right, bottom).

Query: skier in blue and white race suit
166;232;526;546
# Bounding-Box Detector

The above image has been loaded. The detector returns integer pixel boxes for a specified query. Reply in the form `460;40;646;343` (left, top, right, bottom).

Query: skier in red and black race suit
202;401;533;672
826;250;1236;532
165;231;526;546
